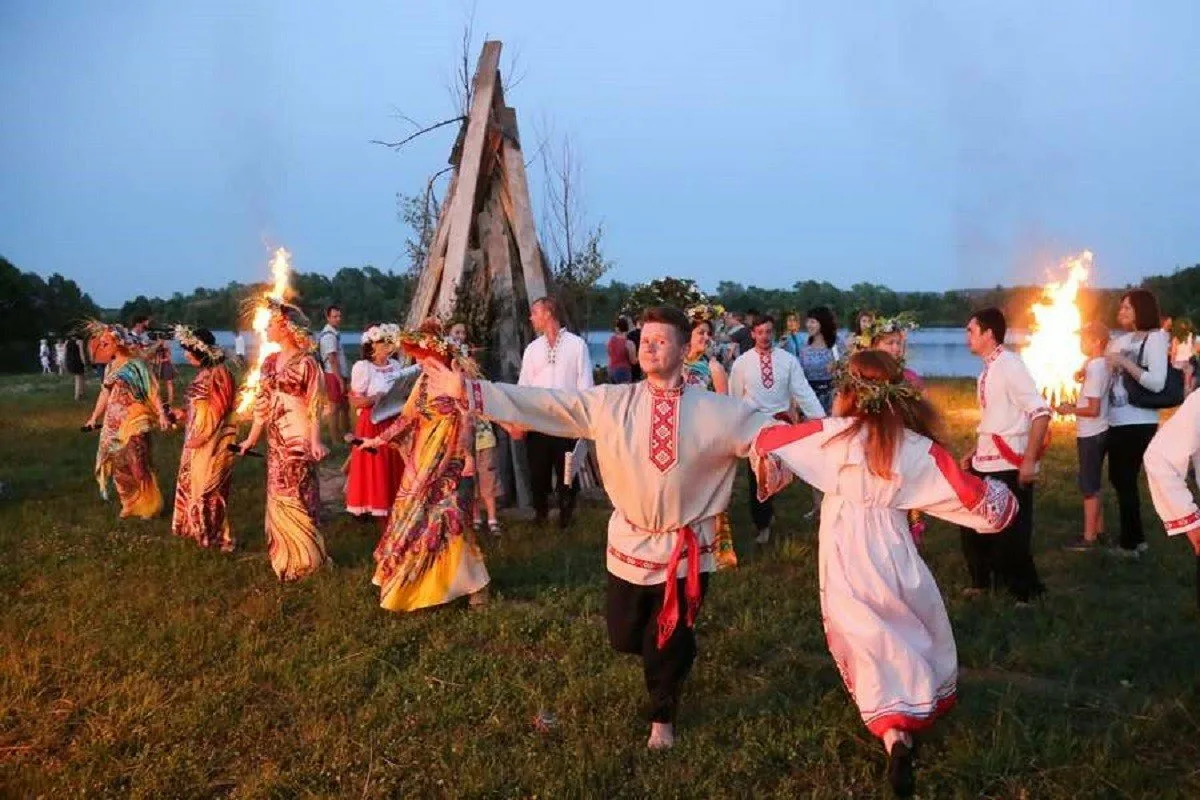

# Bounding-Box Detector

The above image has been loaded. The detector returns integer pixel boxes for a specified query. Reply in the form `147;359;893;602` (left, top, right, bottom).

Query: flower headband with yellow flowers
173;324;225;363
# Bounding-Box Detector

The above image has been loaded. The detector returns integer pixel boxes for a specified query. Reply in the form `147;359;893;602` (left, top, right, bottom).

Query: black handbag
1124;334;1184;409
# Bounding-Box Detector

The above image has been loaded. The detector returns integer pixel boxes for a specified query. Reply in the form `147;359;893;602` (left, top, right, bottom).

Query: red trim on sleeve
930;442;985;508
1165;510;1200;531
754;419;825;453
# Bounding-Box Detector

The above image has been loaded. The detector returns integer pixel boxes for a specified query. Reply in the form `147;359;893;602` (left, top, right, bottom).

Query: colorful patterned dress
255;352;329;581
172;364;237;550
95;359;163;519
371;375;490;612
683;355;737;569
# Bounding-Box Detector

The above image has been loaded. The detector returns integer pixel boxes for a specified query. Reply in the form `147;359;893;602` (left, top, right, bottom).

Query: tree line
0;256;101;371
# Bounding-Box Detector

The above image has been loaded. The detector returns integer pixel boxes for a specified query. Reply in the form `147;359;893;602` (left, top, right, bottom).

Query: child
472;417;503;535
1057;321;1111;550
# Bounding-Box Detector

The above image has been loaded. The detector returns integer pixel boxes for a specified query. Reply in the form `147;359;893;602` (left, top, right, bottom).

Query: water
188;328;990;378
587;327;991;378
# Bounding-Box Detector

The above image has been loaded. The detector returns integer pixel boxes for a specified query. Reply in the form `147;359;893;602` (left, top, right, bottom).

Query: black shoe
887;742;915;797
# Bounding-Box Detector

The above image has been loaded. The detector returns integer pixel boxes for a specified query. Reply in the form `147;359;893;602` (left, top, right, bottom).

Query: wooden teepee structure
405;40;552;386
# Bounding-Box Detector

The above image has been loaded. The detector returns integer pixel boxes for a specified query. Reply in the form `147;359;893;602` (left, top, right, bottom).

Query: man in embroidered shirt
729;314;827;543
1143;389;1200;610
959;307;1050;604
421;306;784;750
516;296;594;528
318;305;350;445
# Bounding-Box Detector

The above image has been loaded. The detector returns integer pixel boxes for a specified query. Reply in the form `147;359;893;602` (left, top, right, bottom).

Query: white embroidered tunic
729;346;826;420
757;418;1017;736
972;347;1050;473
1145;390;1200;536
518;330;594;391
464;379;776;585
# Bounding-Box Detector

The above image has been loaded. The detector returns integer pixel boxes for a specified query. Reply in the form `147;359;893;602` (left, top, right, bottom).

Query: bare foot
647;722;675;750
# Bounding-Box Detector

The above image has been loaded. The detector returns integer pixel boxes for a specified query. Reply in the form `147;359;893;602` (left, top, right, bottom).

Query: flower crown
865;312;919;341
362;323;402;345
173;324;225;363
82;319;141;349
264;298;316;352
832;359;922;414
395;330;478;376
685;303;726;326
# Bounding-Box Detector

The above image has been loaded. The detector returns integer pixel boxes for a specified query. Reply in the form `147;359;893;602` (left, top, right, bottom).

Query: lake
193;327;996;378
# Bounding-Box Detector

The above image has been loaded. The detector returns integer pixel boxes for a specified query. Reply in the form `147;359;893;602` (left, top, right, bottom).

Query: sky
2;1;1199;307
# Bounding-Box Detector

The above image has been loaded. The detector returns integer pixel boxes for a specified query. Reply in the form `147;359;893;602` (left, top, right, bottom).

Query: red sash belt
990;430;1050;469
657;525;701;650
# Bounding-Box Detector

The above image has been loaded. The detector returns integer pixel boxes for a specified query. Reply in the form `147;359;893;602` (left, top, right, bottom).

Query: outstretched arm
1145;392;1200;554
895;440;1017;533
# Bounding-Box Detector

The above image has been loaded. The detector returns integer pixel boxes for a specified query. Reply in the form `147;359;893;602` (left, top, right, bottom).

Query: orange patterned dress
371;375;489;612
172;364;237;549
255;352;329;581
95;359;163;519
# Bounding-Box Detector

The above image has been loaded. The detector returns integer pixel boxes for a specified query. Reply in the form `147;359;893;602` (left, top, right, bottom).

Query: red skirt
345;409;403;516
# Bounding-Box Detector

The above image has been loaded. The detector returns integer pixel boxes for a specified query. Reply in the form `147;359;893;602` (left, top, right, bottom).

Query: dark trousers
525;431;578;519
747;462;773;531
960;469;1044;602
1107;423;1157;550
607;573;710;723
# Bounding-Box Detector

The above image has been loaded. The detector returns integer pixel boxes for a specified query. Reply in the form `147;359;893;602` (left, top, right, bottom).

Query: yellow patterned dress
371;375;490;612
683;356;738;569
95;359;163;519
172;364;238;550
255;352;329;581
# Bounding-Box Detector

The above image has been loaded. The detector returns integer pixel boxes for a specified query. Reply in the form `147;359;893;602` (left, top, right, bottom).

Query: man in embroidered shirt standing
729;314;827;544
517;297;594;528
422;306;786;750
959;307;1049;605
318;305;350;446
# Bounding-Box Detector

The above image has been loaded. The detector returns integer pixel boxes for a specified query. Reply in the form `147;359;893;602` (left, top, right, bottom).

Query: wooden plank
498;106;548;303
435;40;503;320
404;169;458;328
481;191;522;383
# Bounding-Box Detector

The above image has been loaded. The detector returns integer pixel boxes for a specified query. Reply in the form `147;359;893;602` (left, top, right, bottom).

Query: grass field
3;372;1200;798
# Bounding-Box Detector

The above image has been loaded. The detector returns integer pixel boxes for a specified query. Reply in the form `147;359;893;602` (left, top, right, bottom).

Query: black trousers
747;462;773;531
525;431;578;518
1107;423;1157;550
959;469;1044;602
606;573;710;723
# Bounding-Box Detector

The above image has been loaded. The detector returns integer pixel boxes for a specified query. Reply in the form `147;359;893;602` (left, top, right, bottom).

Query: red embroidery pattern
759;350;775;389
606;542;718;571
1165;510;1200;531
648;386;681;473
755;419;825;453
977;346;1004;409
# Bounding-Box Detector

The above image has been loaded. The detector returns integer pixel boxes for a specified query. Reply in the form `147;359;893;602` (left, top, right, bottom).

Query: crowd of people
67;288;1200;798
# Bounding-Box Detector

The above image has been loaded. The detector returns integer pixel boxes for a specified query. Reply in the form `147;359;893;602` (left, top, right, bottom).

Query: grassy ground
2;372;1200;798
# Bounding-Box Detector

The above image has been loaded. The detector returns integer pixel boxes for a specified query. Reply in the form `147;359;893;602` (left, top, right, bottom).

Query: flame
235;247;292;415
1022;250;1093;410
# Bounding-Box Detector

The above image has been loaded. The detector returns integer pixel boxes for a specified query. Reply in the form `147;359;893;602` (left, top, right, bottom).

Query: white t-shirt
518;330;594;391
1172;333;1195;365
1107;329;1169;427
319;324;348;377
1076;357;1111;439
234;334;247;357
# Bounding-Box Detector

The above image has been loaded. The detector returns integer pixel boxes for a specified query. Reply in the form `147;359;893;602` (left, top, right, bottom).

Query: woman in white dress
755;350;1017;797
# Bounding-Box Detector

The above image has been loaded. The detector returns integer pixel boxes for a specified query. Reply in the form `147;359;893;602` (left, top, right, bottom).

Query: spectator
606;317;636;384
779;313;805;357
234;329;247;361
798;306;840;415
64;336;87;400
38;339;51;374
1106;289;1171;558
1056;321;1112;551
318;304;351;444
726;311;753;357
55;339;67;376
626;316;644;381
517;296;594;528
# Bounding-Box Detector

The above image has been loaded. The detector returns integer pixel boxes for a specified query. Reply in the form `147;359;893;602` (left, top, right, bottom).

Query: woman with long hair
359;323;490;612
83;322;170;519
1106;288;1171;556
345;323;413;533
682;310;736;568
171;326;238;550
754;351;1017;796
799;306;839;414
235;301;330;581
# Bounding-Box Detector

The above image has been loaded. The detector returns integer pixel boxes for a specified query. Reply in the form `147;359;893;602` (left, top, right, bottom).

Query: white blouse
349;358;411;398
1107;330;1169;428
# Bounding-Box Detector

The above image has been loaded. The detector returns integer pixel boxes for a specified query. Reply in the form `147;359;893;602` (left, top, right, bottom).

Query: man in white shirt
318;305;350;444
234;329;247;360
959;308;1050;604
516;296;594;527
729;314;826;543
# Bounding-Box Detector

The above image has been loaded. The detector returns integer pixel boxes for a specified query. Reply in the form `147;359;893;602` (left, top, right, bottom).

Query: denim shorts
1077;431;1107;496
